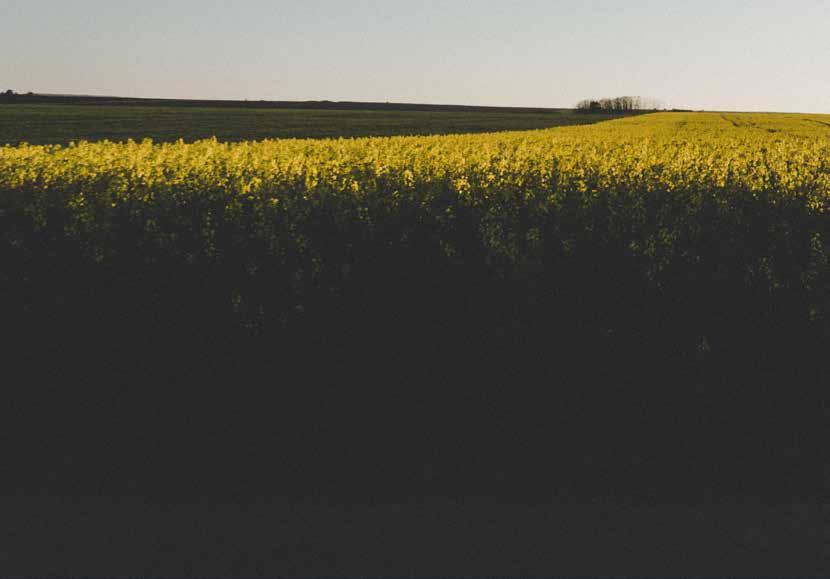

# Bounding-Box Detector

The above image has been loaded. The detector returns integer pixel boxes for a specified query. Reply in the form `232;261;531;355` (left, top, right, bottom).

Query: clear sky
2;0;828;112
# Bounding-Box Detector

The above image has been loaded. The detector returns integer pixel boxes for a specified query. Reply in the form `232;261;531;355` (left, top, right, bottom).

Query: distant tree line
575;96;662;113
1;89;35;101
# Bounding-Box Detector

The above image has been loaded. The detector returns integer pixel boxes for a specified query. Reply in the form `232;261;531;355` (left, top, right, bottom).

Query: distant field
0;103;628;145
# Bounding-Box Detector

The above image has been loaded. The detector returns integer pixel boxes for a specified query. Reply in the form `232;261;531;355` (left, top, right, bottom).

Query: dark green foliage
0;104;625;145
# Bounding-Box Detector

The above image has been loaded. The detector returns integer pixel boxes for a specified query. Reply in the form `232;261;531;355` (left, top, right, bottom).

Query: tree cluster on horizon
575;96;662;113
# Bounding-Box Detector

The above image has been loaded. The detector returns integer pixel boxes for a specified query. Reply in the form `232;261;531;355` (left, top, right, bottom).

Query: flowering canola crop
2;112;828;330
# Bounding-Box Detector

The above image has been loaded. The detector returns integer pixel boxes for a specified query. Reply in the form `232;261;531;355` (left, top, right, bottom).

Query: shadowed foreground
0;496;822;575
1;111;826;573
3;293;825;573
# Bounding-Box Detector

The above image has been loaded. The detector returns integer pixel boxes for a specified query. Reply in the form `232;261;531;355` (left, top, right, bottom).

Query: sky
2;0;829;113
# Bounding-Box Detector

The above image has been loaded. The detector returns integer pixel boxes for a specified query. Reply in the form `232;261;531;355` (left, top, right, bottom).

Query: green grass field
0;103;627;145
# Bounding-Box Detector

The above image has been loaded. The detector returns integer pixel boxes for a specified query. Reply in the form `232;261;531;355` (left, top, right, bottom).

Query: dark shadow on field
5;297;822;505
0;495;822;575
1;213;825;573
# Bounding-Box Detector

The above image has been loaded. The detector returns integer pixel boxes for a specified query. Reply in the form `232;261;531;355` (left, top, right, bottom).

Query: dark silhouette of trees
575;96;662;113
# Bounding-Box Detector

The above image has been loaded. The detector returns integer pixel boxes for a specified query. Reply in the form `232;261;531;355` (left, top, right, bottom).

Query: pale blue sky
2;0;828;112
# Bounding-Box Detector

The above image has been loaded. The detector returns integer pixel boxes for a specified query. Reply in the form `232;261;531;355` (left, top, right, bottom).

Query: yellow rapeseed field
2;112;828;327
3;112;828;227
